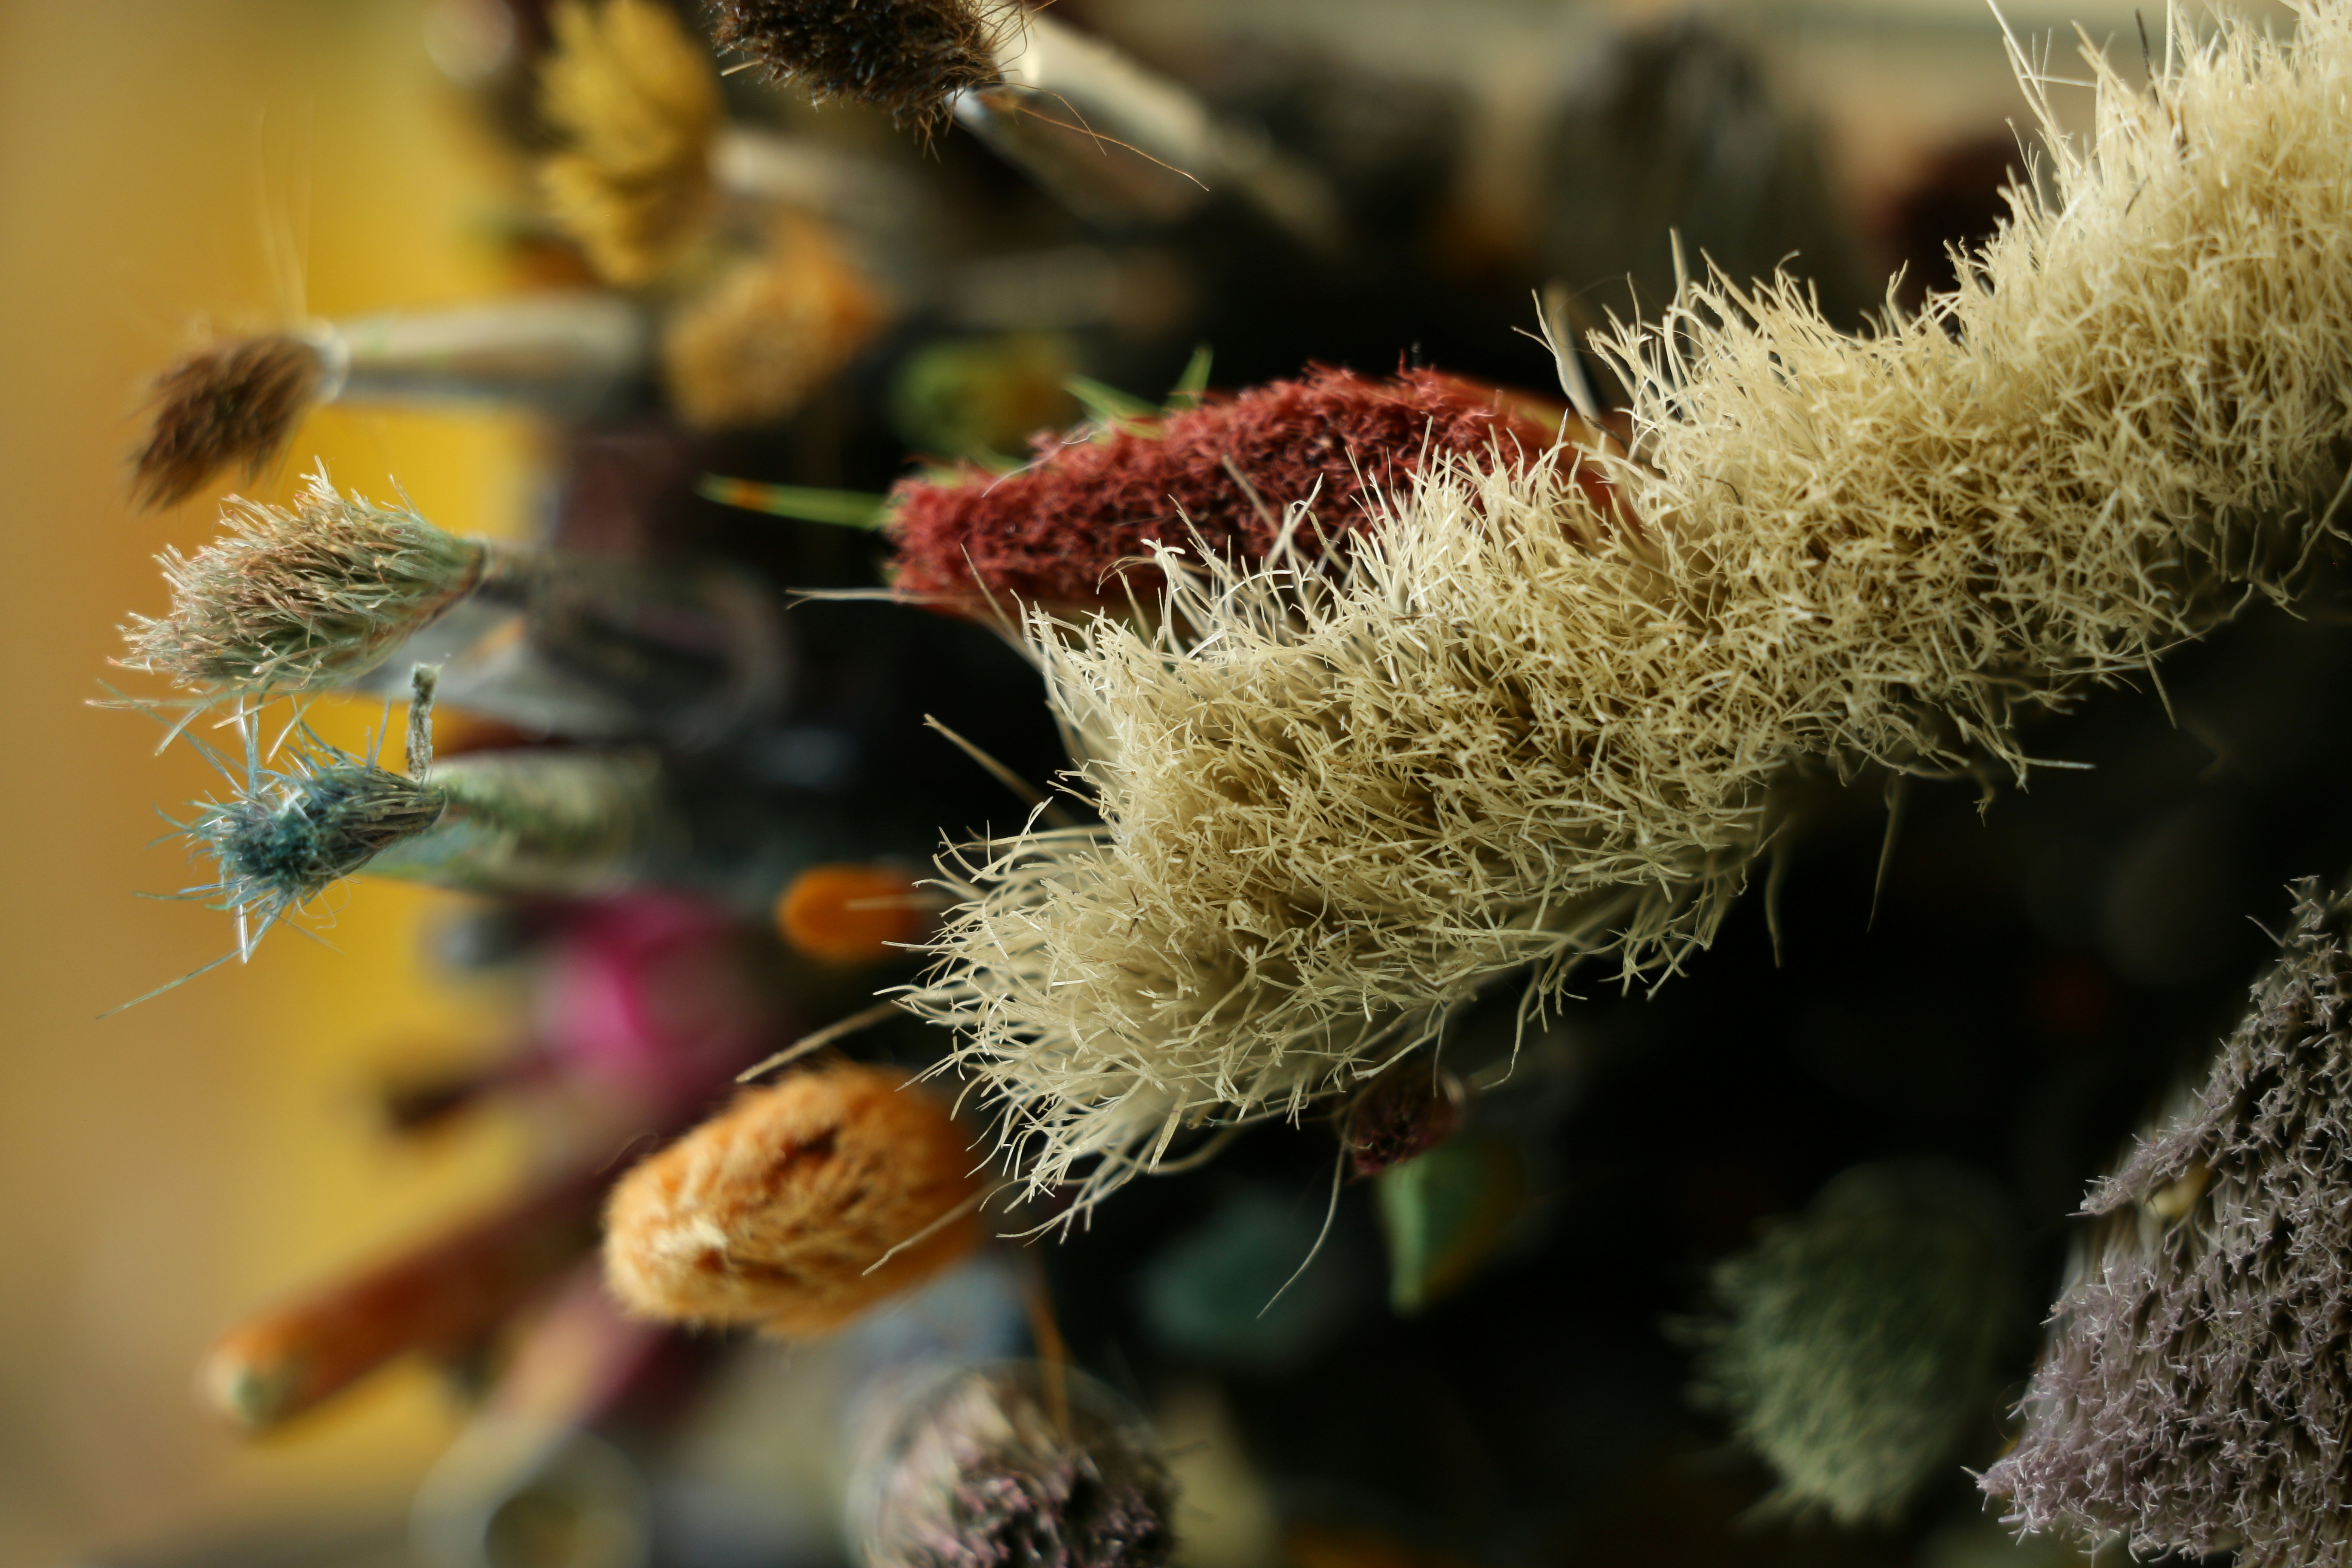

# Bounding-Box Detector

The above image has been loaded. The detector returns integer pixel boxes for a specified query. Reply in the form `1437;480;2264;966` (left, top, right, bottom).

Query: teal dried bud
1686;1160;2020;1528
166;699;676;965
126;472;488;696
174;718;449;960
1984;880;2352;1567
851;1362;1177;1568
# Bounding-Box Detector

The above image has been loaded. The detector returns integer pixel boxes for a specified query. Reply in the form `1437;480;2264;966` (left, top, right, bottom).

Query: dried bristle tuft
1985;881;2352;1567
858;1363;1178;1568
660;215;888;429
602;1062;980;1335
542;0;723;286
708;0;1012;136
129;334;328;510
1688;1161;2018;1528
886;367;1597;607
911;3;2352;1205
123;471;487;695
181;729;447;949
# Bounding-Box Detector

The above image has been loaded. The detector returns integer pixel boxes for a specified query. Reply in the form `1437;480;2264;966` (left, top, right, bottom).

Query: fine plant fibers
912;1;2352;1201
1984;880;2352;1567
1686;1161;2019;1528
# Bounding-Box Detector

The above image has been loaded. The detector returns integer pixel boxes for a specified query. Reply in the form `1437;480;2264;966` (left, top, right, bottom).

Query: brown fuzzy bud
603;1063;981;1334
129;334;329;510
708;0;1013;136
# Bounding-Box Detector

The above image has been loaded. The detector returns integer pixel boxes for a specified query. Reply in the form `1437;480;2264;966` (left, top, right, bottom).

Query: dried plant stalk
913;1;2352;1205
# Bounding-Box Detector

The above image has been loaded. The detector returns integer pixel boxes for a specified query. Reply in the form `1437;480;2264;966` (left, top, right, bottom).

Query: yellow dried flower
659;216;888;429
541;0;724;286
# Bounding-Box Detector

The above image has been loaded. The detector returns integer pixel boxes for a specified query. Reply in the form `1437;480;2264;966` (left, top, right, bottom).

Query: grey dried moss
1687;1160;2020;1527
1984;879;2352;1566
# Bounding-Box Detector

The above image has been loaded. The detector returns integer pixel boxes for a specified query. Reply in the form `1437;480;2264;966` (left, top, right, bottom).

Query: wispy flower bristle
708;0;1014;136
122;471;487;696
129;334;328;510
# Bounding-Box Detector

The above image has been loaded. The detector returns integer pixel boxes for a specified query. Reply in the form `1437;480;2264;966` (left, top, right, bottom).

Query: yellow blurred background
0;3;536;1560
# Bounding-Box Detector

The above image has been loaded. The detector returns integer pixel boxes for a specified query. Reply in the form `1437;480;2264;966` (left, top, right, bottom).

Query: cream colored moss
915;0;2352;1206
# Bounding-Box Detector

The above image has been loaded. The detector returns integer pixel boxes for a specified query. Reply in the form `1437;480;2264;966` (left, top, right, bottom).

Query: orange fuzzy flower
603;1063;980;1335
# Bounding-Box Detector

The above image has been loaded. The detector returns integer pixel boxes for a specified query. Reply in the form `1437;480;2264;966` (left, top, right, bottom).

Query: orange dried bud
200;1168;604;1433
603;1064;981;1335
776;863;931;966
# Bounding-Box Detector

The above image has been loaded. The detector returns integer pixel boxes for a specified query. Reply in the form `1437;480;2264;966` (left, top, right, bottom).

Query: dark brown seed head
129;334;328;510
707;0;1010;135
1346;1067;1464;1178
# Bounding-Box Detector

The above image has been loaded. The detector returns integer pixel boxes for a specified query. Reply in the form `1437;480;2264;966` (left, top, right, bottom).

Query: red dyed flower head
884;366;1613;608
